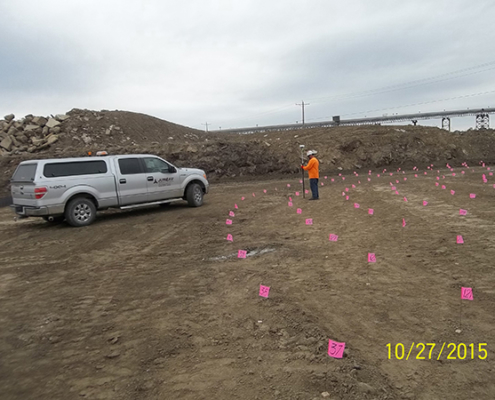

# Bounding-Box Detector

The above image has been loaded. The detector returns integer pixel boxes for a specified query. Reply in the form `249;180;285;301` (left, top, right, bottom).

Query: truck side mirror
168;166;177;173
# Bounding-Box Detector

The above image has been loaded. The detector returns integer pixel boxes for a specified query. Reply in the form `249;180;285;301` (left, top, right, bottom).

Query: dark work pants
310;178;319;199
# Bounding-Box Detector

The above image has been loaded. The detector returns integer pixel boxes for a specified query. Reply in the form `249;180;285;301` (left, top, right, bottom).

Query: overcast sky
1;0;495;131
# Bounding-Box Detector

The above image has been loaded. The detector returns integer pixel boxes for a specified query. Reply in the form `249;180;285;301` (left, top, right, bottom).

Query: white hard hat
306;150;317;156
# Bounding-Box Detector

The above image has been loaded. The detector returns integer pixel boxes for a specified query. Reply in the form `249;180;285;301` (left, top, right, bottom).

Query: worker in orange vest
301;150;319;200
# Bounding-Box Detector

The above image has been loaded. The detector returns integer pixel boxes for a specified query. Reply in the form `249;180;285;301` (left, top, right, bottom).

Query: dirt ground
1;165;495;400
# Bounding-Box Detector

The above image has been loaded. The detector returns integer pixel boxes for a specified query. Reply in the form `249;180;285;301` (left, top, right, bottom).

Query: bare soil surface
1;165;494;400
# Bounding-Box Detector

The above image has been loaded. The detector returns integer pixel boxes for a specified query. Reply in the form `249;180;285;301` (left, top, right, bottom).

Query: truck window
118;158;144;175
43;161;108;178
12;163;37;182
143;157;169;173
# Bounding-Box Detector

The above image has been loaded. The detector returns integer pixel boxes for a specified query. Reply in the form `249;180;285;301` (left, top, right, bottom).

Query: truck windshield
11;163;37;182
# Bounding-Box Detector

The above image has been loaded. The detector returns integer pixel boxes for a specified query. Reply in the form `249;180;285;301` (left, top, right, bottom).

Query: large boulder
24;114;34;123
49;126;61;134
45;118;60;129
55;114;70;121
32;116;48;126
31;137;46;146
4;114;14;122
0;136;13;151
24;124;39;132
46;135;59;145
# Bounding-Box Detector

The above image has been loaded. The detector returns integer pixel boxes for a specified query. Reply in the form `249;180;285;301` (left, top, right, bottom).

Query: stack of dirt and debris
2;108;495;197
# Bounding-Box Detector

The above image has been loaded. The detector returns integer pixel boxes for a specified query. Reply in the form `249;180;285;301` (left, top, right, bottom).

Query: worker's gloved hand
301;165;304;169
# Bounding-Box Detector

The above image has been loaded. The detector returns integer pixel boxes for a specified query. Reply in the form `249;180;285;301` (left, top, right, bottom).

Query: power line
295;100;310;125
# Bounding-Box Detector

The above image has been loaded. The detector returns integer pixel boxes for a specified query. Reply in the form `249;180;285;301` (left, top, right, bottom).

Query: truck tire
186;183;203;207
65;197;97;227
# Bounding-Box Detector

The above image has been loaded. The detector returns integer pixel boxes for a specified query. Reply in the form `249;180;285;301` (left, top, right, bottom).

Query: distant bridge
211;107;495;134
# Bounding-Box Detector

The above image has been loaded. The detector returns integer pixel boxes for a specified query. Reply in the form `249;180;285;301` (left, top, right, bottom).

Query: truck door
141;156;182;201
114;157;149;205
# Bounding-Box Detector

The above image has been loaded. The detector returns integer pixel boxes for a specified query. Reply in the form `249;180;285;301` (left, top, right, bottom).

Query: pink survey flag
441;185;446;189
459;209;467;215
414;174;418;178
402;218;406;227
352;184;356;188
288;201;293;207
456;235;464;244
226;219;232;225
263;189;267;193
342;177;346;180
259;285;270;298
377;174;381;177
321;182;324;186
226;234;233;242
368;253;376;263
470;193;476;199
345;196;349;200
436;177;440;180
451;190;455;195
462;171;465;174
238;250;247;258
235;204;238;209
435;182;439;187
305;218;313;225
329;234;338;241
324;176;327;179
299;179;303;183
295;191;300;196
297;208;302;214
391;186;396;190
252;193;256;197
339;173;342;176
305;189;309;194
404;177;407;181
229;211;235;217
328;339;345;359
423;201;428;206
368;178;371;181
345;188;349;192
461;287;473;300
241;197;245;200
289;196;292;201
287;184;291;187
395;190;399;195
368;208;374;215
396;180;399;183
342;192;345;196
354;203;360;208
331;178;335;182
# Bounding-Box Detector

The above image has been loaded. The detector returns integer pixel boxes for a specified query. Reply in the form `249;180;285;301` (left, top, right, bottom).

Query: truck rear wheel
186;183;203;207
65;197;97;227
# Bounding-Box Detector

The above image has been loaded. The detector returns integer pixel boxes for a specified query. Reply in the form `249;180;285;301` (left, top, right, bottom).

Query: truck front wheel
65;197;97;227
186;183;203;207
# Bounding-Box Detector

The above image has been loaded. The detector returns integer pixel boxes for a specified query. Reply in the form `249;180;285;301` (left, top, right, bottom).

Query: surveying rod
299;144;305;198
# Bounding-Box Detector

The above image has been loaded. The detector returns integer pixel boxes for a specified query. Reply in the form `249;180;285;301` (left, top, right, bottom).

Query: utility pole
296;101;309;126
201;122;210;133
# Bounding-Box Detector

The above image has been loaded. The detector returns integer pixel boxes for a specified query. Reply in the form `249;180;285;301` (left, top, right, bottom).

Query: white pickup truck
10;154;209;227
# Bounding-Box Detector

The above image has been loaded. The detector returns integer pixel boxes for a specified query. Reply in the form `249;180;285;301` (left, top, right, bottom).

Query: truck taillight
34;187;47;199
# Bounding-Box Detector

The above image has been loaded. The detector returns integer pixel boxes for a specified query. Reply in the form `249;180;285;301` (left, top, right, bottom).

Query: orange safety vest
303;157;319;179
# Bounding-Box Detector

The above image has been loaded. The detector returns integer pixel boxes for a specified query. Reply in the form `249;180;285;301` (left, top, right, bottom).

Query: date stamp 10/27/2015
387;343;488;360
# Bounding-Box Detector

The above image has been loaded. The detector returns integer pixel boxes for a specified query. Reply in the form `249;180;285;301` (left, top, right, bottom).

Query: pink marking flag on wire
377;174;381;177
436;177;440;180
331;178;335;182
259;285;270;298
457;235;464;244
288;201;293;207
345;188;349;192
297;208;302;214
352;184;356;188
287;184;291;187
441;185;446;189
354;203;360;208
263;189;267;193
328;339;345;359
451;190;455;195
391;186;396;190
321;182;324;186
395;191;399;195
368;209;374;215
415;174;418;178
252;193;256;197
423;201;428;206
368;253;376;263
226;219;232;225
235;204;238;209
241;197;245;200
435;182;439;187
305;189;309;194
368;178;371;181
299;179;303;183
459;209;467;215
324;176;328;179
306;218;313;225
226;234;233;242
329;234;338;242
295;191;300;196
238;250;247;259
402;218;406;227
289;197;292;201
342;177;346;180
229;211;235;217
345;196;349;200
470;193;476;199
461;287;473;300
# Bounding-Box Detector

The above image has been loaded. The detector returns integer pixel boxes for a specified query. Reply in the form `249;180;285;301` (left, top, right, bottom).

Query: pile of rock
0;113;69;155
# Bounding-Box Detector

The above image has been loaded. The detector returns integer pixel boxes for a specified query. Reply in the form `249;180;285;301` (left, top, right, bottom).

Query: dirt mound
2;108;495;197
